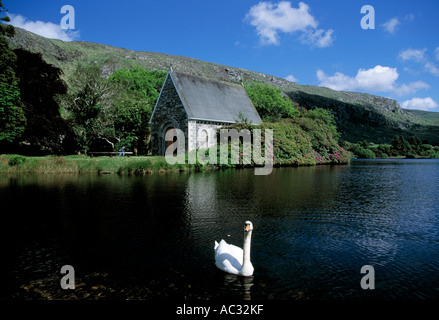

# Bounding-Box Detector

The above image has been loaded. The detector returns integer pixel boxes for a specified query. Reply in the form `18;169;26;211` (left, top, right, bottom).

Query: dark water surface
2;159;439;300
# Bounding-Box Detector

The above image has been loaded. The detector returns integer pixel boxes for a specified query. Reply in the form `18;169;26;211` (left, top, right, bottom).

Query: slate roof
153;70;262;125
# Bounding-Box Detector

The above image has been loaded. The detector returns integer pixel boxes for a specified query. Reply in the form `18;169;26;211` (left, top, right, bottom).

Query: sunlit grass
0;154;195;175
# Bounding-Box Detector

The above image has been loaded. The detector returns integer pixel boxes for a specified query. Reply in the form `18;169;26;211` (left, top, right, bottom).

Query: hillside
404;109;439;126
7;27;439;145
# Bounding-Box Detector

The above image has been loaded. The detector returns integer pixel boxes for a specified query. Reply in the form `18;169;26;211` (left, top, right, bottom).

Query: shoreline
0;154;199;175
0;154;350;175
2;154;436;176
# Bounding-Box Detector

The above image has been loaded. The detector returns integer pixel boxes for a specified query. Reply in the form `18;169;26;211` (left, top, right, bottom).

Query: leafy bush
126;159;152;174
109;67;166;104
244;82;299;121
0;81;26;143
8;154;26;166
391;135;413;156
347;136;439;159
218;116;350;167
307;108;340;140
349;145;376;159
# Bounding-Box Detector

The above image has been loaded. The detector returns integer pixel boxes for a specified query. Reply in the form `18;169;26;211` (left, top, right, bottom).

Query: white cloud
355;65;399;91
8;14;79;41
245;1;334;47
301;28;334;48
382;17;400;34
399;48;426;62
285;74;298;82
382;14;414;35
424;61;439;77
398;48;439;77
316;69;358;91
317;65;397;92
393;81;430;96
317;65;429;96
401;97;438;111
404;14;415;22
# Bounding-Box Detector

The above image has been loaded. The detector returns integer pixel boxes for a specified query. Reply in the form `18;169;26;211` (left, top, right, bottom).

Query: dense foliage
109;67;165;105
236;82;349;166
244;82;300;121
58;64;118;153
345;136;439;159
13;49;74;154
1;4;71;154
214;106;350;168
109;67;166;154
0;1;26;144
0;81;25;143
56;64;166;154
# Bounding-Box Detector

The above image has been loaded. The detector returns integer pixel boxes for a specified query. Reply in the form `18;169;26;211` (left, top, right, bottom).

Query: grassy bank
0;154;202;175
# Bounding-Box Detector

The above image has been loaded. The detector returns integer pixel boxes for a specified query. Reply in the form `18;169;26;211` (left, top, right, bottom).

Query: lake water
2;159;439;301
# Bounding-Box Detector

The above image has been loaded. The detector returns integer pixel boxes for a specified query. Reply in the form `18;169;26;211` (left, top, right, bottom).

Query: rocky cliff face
287;88;422;143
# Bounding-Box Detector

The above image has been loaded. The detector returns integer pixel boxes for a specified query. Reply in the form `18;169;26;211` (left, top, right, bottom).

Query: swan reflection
221;274;254;300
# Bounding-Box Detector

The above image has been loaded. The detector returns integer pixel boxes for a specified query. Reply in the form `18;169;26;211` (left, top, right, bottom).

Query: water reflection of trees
184;166;344;221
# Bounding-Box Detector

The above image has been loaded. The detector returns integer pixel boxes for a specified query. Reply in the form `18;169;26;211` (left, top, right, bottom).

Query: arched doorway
158;119;181;156
165;127;178;156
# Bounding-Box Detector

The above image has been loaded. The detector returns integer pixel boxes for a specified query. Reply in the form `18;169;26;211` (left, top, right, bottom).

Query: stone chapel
149;68;262;156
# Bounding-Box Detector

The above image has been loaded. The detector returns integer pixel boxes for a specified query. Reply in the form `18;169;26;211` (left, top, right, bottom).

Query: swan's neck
242;230;252;267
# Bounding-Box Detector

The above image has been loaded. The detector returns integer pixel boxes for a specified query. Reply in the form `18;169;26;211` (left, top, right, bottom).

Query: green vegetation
109;67;166;153
307;107;340;140
214;84;350;168
0;154;201;175
244;82;300;121
240;82;350;166
0;81;25;143
0;2;26;144
56;64;166;155
404;109;439;126
13;48;73;154
345;136;439;159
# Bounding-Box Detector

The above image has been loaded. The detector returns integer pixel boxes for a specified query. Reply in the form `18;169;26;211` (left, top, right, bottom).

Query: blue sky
5;0;439;111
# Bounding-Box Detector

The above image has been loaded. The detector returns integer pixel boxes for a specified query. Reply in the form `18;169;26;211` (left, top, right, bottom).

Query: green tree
0;2;26;144
59;63;118;153
376;144;392;158
391;135;412;156
244;82;299;121
0;81;25;143
13;49;74;154
109;67;166;154
109;67;165;105
348;143;375;159
408;136;422;155
307;108;340;140
111;90;152;154
59;65;166;154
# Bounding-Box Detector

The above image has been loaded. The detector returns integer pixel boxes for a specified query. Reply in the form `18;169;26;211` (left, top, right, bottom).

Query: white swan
214;221;254;276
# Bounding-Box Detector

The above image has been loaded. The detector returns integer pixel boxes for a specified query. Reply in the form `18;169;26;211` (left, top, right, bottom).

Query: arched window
198;129;209;149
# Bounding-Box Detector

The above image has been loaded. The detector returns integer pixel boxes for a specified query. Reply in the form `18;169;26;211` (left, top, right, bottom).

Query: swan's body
214;221;254;276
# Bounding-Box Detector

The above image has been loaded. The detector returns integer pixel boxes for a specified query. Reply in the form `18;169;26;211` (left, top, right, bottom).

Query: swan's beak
245;224;250;232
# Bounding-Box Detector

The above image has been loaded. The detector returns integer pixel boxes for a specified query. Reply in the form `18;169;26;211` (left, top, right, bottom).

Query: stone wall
150;74;188;155
189;121;223;151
